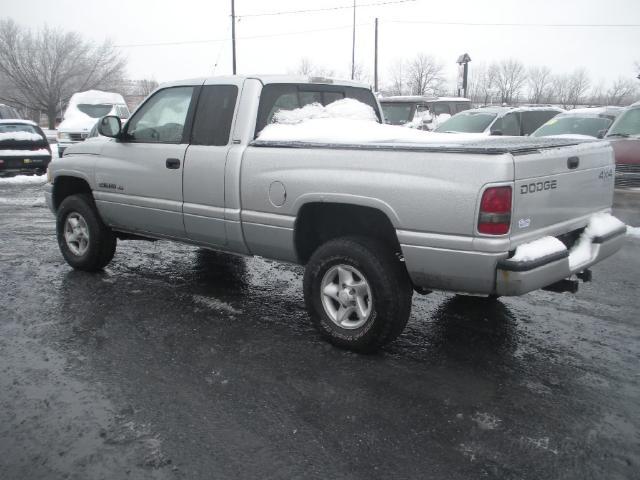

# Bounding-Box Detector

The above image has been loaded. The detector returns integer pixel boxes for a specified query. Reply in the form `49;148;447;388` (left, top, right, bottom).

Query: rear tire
56;194;116;271
303;236;413;353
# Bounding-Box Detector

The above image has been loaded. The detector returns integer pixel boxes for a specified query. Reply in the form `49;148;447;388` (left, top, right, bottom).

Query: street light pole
351;0;356;80
231;0;237;74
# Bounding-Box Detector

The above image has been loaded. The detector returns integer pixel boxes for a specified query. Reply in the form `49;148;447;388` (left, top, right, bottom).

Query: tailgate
510;141;615;245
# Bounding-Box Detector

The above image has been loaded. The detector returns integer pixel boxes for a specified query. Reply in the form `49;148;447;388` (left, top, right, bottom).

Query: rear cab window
255;83;380;136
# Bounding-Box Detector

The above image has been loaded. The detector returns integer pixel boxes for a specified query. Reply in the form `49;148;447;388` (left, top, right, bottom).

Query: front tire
303;236;413;353
56;194;116;271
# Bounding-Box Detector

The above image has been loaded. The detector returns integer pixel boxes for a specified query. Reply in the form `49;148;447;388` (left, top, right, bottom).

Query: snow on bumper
496;213;627;296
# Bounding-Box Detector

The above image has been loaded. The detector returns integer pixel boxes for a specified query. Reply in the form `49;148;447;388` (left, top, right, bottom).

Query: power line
114;23;372;48
386;19;640;27
236;0;416;18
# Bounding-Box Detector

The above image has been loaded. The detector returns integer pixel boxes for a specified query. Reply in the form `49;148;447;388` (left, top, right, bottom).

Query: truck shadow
392;295;520;365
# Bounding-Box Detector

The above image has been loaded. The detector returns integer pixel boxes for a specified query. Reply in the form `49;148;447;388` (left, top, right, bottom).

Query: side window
521;110;559;135
432;103;451;116
125;86;194;143
191;85;238;146
501;112;521;135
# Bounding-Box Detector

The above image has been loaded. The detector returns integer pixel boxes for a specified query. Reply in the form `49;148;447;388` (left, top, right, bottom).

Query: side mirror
98;115;122;138
490;130;503;136
596;129;606;139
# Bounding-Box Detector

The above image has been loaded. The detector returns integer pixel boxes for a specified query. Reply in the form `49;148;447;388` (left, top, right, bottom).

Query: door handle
166;158;181;169
567;156;579;169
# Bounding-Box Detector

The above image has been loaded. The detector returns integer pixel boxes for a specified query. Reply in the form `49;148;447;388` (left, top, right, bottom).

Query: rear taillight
478;186;512;235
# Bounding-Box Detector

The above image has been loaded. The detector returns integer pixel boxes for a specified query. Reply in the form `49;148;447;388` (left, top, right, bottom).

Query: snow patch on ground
627;226;640;239
471;412;502;430
0;174;47;185
511;236;567;262
192;295;241;316
569;213;626;269
0;196;45;207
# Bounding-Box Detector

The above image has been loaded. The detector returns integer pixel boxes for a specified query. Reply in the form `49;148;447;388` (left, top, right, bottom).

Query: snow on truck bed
254;99;606;154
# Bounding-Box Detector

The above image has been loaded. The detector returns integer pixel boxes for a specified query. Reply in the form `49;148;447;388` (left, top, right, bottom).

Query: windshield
607;108;640;137
532;115;613;138
381;103;414;125
77;104;114;118
435;111;496;133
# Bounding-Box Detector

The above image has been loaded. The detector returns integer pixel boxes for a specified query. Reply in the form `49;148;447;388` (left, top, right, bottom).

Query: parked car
531;107;623;139
0;119;52;176
606;102;640;188
45;75;624;352
0;103;21;119
435;106;564;136
57;90;130;157
380;96;471;130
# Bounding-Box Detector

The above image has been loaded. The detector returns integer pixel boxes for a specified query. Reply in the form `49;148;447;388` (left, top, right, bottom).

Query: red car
606;102;640;189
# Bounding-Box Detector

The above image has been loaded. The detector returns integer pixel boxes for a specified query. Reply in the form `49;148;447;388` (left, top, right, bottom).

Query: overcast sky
3;0;640;89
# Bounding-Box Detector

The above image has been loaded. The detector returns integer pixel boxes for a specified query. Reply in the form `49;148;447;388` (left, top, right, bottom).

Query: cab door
182;82;240;246
95;85;199;239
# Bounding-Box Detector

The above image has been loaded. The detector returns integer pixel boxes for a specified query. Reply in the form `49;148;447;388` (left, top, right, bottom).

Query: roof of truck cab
160;75;371;89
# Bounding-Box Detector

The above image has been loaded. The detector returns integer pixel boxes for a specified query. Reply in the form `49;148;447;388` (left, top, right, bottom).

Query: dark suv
435;106;564;136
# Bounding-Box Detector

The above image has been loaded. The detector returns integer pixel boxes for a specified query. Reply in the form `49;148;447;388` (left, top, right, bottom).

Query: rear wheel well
52;176;92;211
294;203;402;264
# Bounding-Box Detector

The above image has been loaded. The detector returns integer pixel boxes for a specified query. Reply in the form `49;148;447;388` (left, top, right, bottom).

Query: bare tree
550;74;572;107
351;62;369;83
136;79;159;97
566;69;591;108
386;58;407;95
493;59;527;104
527;66;552;104
294;57;334;78
0;19;127;128
407;54;445;96
606;77;638;105
467;63;498;105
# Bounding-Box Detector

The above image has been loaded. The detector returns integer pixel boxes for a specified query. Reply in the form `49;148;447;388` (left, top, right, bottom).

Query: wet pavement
1;178;639;480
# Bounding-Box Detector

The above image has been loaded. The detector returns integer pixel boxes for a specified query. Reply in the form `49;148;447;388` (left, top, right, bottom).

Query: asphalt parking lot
1;180;639;480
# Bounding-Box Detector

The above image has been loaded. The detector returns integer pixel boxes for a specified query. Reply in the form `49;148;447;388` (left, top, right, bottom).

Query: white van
57;90;130;156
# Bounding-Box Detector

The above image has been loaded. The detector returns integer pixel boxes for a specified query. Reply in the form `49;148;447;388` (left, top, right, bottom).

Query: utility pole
231;0;237;74
374;18;378;91
351;0;356;80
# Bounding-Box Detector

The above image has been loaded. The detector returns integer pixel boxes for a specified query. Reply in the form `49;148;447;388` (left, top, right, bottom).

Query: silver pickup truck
44;75;626;352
